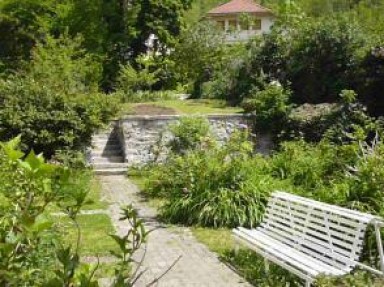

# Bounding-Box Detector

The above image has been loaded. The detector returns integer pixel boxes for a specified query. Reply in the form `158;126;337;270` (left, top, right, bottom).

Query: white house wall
261;17;274;34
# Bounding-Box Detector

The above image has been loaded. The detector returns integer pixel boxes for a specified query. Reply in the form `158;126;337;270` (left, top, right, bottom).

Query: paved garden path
99;175;251;287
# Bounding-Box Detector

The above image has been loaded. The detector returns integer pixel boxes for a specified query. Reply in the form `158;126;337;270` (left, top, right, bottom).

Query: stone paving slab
99;175;251;287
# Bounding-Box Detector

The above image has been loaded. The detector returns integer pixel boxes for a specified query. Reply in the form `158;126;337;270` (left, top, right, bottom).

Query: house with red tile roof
206;0;275;42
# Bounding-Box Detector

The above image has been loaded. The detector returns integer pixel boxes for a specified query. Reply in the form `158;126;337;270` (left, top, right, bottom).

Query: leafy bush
26;34;102;95
0;33;119;157
0;137;69;285
282;90;380;143
117;62;158;93
167;117;212;154
0;137;152;286
117;90;179;103
282;103;338;142
116;54;178;94
0;75;119;157
358;46;384;116
345;138;384;216
242;84;292;134
146;131;278;227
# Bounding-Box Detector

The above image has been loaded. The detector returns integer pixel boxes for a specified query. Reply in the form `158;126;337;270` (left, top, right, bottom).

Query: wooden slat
273;192;376;223
233;191;380;281
268;200;364;238
264;206;360;244
261;217;360;260
257;227;355;271
234;229;315;282
234;228;346;276
264;210;361;251
270;197;363;229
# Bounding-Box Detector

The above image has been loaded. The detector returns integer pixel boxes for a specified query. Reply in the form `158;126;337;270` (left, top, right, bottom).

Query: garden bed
121;99;243;116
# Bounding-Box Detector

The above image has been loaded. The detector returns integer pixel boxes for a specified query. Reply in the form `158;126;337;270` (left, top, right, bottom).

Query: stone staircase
90;126;128;175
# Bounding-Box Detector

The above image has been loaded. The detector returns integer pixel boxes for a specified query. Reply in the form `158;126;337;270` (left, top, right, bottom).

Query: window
253;19;262;30
228;20;237;31
216;21;225;31
239;20;248;31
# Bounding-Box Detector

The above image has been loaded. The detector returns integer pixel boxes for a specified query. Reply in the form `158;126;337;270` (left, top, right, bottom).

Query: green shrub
167;117;212;154
282;103;338;142
242;84;292;134
117;90;178;103
0;76;119;157
345;139;384;215
26;34;102;95
146;131;278;227
117;63;158;93
0;137;69;285
358;46;384;116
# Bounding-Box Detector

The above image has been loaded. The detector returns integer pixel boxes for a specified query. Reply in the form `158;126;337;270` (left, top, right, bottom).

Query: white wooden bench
233;191;384;287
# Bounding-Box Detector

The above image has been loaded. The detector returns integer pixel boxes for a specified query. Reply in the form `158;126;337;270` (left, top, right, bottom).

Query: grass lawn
82;177;108;210
47;176;107;212
56;214;118;256
121;99;243;116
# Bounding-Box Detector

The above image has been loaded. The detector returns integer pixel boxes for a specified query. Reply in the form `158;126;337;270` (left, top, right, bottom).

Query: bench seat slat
264;211;362;255
234;227;347;276
257;227;356;271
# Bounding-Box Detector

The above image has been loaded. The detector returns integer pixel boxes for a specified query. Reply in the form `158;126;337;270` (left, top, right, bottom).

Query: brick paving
99;175;251;287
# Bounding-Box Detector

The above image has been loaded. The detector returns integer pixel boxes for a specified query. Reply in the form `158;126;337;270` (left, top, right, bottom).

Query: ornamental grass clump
147;131;277;228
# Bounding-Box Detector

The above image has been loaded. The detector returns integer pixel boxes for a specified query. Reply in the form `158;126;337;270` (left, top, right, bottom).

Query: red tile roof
207;0;273;15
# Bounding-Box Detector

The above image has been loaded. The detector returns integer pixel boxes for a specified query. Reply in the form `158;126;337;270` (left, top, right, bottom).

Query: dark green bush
356;46;384;116
242;84;292;134
282;103;338;142
167;117;212;155
0;76;119;157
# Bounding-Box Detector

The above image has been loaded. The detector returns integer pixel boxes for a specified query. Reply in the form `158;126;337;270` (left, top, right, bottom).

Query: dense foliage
0;36;118;157
183;1;384;122
146;129;273;227
0;0;193;89
0;137;150;286
142;110;384;279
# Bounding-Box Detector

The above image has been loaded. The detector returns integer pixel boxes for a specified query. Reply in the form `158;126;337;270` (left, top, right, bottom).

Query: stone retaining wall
116;114;260;165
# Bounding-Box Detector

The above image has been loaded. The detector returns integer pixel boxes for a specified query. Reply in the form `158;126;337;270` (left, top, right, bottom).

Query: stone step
92;131;119;137
92;138;120;144
92;137;119;144
92;162;129;169
92;144;122;151
91;156;125;163
92;143;121;151
126;140;158;146
94;168;127;176
91;149;123;157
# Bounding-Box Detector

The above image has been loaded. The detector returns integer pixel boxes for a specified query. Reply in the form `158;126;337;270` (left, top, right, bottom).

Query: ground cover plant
0;137;150;286
137;108;384;285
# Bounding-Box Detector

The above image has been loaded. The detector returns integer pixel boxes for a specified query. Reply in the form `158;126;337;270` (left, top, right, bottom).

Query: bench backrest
260;191;377;272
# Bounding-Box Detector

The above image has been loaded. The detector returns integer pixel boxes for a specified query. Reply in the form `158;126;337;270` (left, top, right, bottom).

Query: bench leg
264;258;270;274
234;240;240;255
305;280;311;287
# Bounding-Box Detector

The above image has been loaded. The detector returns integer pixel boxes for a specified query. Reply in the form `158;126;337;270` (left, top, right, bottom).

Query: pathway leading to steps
99;175;251;287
